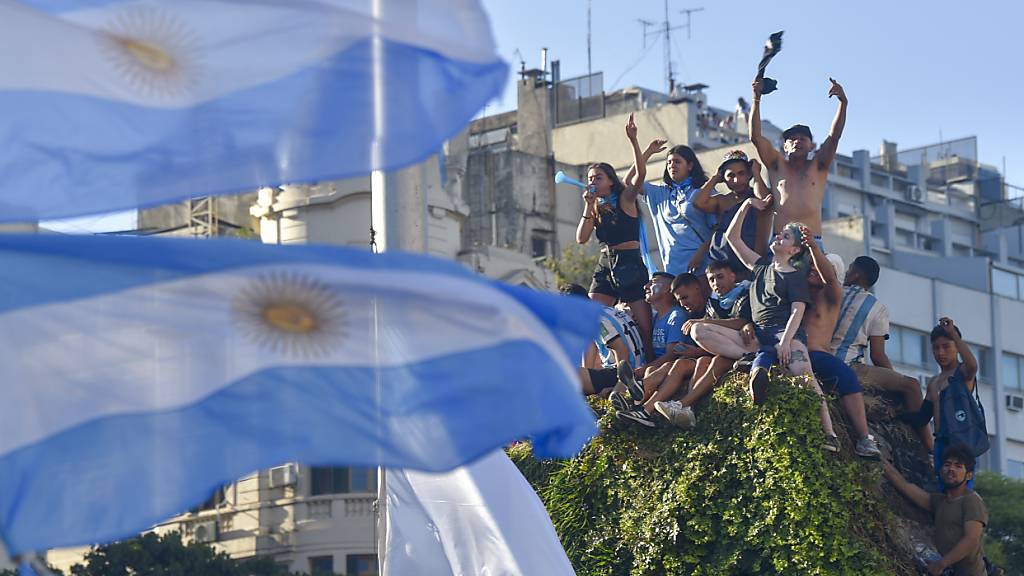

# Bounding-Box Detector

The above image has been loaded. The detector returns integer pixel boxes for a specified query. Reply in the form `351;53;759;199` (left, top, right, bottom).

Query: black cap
782;124;813;141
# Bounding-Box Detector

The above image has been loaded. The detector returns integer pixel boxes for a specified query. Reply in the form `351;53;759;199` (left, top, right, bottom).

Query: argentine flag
0;0;507;222
0;234;598;556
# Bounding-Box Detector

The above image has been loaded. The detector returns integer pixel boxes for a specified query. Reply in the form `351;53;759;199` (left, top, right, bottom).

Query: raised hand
749;193;773;211
644;138;668;157
752;78;764;98
938;317;960;341
625;112;638;141
828;77;847;103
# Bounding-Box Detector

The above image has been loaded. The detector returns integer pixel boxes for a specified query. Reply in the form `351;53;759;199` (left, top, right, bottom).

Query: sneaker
854;435;881;460
617;360;644;402
608;389;631;413
616;406;657;428
733;352;756;373
655;400;696;429
824;434;841;453
749;368;769;405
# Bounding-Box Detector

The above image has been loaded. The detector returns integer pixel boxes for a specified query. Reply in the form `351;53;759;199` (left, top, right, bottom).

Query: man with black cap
749;76;848;250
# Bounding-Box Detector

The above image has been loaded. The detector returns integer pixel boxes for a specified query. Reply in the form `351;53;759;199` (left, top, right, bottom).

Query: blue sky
46;0;1020;233
481;0;1022;187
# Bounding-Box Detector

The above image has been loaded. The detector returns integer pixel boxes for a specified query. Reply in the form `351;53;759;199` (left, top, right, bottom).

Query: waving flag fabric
0;234;597;556
382;450;576;576
0;0;507;222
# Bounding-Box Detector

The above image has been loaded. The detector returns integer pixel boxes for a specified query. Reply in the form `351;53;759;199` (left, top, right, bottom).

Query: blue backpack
937;365;990;457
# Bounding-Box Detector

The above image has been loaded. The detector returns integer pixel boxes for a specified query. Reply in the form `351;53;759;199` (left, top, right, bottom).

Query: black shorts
589;248;648;303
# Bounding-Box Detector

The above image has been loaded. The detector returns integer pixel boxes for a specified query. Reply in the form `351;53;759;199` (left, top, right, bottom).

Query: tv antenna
638;3;703;94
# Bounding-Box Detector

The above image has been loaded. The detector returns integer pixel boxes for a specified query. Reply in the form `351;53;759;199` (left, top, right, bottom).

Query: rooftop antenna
513;48;526;75
587;0;592;77
639;3;703;94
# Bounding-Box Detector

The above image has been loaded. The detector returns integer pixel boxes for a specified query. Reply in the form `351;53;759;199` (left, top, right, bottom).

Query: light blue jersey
596;307;645;369
643;180;716;275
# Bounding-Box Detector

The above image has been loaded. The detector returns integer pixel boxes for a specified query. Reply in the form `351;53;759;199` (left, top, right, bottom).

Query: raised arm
940;317;978;386
881;459;931;511
622;113;644;201
725;198;761;270
576;188;598;244
815;78;848;170
692;172;724;213
804;227;842;304
749;158;772;202
627;138;668;191
749;79;783;171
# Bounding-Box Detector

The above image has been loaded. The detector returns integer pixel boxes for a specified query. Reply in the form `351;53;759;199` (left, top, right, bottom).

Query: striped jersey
596;307;645;369
830;285;890;364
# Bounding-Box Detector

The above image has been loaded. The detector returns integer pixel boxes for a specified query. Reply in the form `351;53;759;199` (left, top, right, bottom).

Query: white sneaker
654;401;696;429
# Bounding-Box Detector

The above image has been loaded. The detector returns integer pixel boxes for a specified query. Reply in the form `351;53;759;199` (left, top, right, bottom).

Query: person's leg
642;358;698;413
678;355;733;408
690;323;757;359
787;342;836;438
749;344;777;405
582;367;618;397
626;298;654;363
810;352;870;439
853;363;933;452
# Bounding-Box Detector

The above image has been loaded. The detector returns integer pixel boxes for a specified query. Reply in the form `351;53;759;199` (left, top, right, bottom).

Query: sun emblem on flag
233;271;347;358
100;7;202;99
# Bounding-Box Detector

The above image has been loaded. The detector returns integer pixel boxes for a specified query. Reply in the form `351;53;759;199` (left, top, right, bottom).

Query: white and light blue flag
0;0;507;222
0;234;598;556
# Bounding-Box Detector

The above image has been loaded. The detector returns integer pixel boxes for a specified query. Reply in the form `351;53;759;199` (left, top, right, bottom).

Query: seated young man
802;239;881;459
926;318;979;488
655;260;757;428
883;444;988;576
616;273;708;428
608;273;685;418
832;256;933;452
560;284;646;401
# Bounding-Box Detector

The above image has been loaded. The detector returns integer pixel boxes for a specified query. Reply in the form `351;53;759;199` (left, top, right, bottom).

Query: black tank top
595;198;640;246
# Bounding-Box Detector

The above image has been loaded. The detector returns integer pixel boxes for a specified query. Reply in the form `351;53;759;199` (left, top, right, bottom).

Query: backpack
936;365;990;457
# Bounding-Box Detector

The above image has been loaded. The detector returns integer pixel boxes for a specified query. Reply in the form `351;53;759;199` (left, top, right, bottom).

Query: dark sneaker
854;435;881;460
824;435;841;453
616;406;656;428
733;352;756;373
617;360;644;402
749;368;769;405
608;389;631;413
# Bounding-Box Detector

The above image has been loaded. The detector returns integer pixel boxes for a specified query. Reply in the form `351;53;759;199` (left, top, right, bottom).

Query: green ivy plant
510;371;905;575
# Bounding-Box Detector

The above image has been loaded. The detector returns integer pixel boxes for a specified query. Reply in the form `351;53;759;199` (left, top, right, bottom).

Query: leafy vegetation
510;371;905;575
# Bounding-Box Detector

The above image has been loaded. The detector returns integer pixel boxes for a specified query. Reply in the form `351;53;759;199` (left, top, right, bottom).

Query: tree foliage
510;371;904;575
975;472;1024;576
0;532;300;576
544;244;600;289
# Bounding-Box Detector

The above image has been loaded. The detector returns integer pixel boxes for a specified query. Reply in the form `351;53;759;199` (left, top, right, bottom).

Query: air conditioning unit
904;185;924;203
268;464;297;488
193;520;218;543
1007;394;1024;412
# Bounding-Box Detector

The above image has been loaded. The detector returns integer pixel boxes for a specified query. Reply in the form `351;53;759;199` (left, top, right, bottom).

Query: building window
890;326;928;368
1008;459;1024;480
310;467;377;496
346;554;379;576
309;555;334;575
967;344;991;383
1001;353;1024;390
992;268;1018;299
531;236;549;258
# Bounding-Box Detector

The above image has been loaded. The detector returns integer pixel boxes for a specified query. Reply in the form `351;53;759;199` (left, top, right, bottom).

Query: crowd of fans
562;78;993;575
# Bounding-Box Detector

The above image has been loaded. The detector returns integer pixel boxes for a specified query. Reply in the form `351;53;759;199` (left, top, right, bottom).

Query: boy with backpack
926;317;988;488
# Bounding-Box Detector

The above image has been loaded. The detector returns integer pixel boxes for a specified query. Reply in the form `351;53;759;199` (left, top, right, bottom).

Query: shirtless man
749;77;848;246
801;233;880;458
